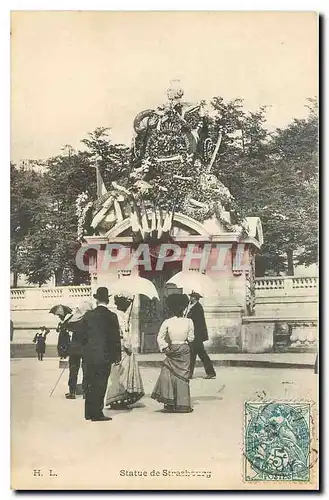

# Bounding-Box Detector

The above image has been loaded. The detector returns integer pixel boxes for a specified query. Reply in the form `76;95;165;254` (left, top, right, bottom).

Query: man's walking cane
49;366;67;397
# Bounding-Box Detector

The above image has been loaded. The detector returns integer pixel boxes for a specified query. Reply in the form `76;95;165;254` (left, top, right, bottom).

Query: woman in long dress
151;294;194;413
105;295;144;409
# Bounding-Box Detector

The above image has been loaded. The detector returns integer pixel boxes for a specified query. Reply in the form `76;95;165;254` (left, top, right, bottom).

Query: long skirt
151;344;192;412
105;352;144;407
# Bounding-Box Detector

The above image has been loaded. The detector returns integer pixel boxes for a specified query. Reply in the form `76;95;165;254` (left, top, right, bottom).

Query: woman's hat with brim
166;293;189;313
114;295;133;312
68;301;93;323
114;294;133;304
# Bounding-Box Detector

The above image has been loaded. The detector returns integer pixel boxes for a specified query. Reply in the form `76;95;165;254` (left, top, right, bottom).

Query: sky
10;11;318;164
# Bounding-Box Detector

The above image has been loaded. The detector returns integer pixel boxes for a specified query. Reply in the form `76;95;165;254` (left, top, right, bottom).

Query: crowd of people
37;287;217;421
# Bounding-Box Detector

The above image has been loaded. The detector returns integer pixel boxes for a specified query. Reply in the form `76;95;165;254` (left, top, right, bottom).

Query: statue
132;79;214;171
77;81;248;242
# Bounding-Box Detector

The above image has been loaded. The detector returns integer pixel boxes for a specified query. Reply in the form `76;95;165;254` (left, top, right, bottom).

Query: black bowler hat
93;287;110;303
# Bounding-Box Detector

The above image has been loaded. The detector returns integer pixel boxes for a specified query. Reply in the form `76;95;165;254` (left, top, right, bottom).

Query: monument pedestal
82;214;263;353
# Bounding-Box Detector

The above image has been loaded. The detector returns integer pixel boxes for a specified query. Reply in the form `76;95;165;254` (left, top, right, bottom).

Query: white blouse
157;317;195;352
116;309;131;349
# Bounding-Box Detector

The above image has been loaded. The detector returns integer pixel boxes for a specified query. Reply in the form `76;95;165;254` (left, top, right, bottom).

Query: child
33;327;50;361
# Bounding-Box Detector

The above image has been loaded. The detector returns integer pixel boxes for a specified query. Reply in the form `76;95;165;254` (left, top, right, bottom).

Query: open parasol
166;270;219;298
49;304;72;319
109;276;160;300
110;276;159;326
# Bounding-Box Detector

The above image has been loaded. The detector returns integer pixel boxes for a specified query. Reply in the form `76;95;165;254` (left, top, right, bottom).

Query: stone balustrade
254;276;318;319
11;285;92;309
11;288;27;300
10;277;319;353
11;285;93;332
291;277;318;289
255;277;285;290
255;276;318;291
11;277;318;310
10;277;318;340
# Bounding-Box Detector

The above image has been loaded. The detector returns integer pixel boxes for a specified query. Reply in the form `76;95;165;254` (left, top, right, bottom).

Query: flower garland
80;99;249;240
130;103;214;215
76;192;93;239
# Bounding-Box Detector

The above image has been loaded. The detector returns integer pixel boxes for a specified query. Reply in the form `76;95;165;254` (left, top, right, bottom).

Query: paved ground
11;358;318;490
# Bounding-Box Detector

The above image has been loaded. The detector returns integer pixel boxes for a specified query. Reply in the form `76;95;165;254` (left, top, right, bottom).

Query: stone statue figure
77;81;248;241
132;79;214;170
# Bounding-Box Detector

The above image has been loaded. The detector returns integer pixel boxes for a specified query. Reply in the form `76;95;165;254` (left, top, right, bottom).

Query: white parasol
166;270;219;298
110;275;159;327
109;276;160;300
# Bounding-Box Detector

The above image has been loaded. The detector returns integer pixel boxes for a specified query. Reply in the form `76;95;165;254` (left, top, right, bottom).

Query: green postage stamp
244;401;315;482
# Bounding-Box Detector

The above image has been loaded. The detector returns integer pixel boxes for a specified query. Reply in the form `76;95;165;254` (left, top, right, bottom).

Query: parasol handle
127;296;135;326
184;297;192;318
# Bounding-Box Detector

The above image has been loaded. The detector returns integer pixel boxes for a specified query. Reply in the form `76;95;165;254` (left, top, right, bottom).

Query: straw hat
68;301;93;323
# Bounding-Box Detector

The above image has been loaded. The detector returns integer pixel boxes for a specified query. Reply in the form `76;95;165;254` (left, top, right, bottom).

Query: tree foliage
209;98;318;275
10;164;44;284
81;127;130;187
10;99;318;285
252;99;318;274
11;128;133;286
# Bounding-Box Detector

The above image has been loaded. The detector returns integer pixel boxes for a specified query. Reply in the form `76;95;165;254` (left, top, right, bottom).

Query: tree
210;100;270;210
81;127;130;188
11;100;318;284
12;128;131;286
210;98;318;275
26;151;96;285
12;151;96;286
10;164;44;286
253;100;318;274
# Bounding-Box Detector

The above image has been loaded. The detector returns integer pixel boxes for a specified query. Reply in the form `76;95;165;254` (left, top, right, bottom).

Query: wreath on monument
76;192;93;240
77;86;249;240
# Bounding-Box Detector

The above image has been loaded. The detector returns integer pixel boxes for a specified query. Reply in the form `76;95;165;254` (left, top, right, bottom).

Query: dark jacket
57;326;70;358
186;301;208;342
82;306;121;364
67;320;85;357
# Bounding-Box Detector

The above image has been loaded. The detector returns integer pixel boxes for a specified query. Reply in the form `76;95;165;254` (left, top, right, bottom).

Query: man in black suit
186;292;216;379
82;287;121;422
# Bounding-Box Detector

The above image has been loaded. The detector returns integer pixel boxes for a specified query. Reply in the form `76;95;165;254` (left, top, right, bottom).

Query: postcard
10;10;318;490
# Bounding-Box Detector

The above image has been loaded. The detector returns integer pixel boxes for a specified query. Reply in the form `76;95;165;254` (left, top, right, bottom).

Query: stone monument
77;82;263;353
